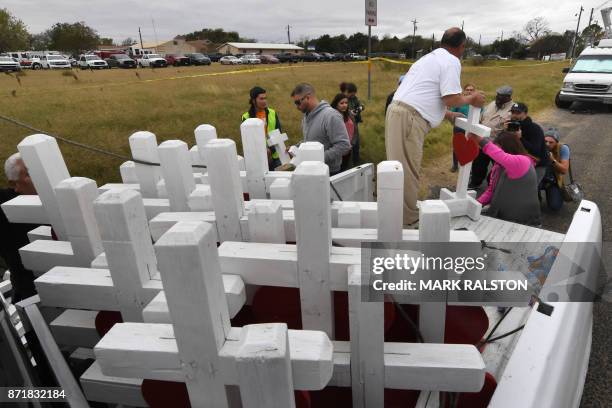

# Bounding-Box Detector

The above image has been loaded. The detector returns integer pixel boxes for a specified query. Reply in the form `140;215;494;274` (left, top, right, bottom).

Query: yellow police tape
16;59;565;96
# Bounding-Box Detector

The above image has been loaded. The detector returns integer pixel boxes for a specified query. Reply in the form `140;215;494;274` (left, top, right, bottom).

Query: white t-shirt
392;48;462;128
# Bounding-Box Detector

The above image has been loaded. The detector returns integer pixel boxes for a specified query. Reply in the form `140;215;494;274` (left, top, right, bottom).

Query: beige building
135;38;197;56
216;42;304;55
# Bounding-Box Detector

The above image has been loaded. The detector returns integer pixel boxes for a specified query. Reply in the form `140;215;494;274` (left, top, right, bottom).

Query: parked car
0;56;21;72
9;52;40;69
64;55;78;67
346;53;366;61
301;53;321;62
40;54;71;69
208;53;224;62
240;54;261;64
165;54;191;66
219;55;242;65
138;53;167;68
319;52;335;61
185;53;211;65
78;54;109;69
259;54;280;64
486;54;509;60
275;52;300;63
333;53;347;61
106;54;136;68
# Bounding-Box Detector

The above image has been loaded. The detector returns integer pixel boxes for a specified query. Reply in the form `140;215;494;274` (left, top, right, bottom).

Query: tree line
0;8;606;59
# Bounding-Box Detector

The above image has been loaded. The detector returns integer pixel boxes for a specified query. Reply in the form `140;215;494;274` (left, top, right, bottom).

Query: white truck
78;54;109;69
40;54;72;69
137;53;167;68
556;40;612;110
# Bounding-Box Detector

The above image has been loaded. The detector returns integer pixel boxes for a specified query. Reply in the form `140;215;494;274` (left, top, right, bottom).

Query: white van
556;40;612;109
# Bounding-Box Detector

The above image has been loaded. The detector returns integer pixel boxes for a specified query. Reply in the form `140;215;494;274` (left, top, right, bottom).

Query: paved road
536;102;611;408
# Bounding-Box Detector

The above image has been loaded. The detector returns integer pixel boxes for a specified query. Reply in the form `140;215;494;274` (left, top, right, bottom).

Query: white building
216;42;304;55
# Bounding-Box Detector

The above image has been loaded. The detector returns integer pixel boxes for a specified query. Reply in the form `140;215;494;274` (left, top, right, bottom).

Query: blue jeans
545;183;564;211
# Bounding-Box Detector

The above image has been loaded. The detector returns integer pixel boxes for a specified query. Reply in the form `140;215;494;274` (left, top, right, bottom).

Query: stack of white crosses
2;110;492;408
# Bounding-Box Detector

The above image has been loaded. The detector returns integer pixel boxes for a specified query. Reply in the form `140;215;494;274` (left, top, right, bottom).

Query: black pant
470;150;491;188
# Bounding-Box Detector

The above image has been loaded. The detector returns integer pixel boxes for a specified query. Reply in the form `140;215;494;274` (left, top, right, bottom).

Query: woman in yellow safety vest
241;86;282;170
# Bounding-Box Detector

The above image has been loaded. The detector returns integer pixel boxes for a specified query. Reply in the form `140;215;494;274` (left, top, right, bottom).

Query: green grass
0;60;567;186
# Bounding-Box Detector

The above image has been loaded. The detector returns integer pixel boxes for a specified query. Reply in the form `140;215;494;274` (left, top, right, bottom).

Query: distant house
131;39;197;56
216;42;304;55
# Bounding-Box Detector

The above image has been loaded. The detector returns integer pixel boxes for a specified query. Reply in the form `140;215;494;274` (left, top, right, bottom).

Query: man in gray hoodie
291;83;351;175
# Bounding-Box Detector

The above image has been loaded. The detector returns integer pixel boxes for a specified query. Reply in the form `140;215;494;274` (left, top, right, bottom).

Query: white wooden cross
267;129;291;165
8;145;486;404
95;219;334;408
93;161;486;407
439;105;491;220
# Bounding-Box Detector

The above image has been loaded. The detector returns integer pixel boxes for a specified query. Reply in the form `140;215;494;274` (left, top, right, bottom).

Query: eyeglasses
294;94;310;106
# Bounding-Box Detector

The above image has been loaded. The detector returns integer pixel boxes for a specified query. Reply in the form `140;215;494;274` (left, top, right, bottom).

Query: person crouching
469;131;541;226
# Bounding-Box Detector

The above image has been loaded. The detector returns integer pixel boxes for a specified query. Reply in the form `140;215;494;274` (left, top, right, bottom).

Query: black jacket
0;189;38;302
519;117;549;167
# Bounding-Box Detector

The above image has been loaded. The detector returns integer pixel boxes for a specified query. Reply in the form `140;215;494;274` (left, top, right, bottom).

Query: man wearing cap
508;102;549;183
242;86;283;170
469;85;514;188
385;27;485;225
542;128;570;211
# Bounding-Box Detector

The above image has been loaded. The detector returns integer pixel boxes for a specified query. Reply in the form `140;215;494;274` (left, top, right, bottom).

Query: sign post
365;0;377;101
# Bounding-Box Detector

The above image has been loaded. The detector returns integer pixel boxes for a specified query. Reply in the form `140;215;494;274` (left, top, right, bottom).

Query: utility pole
431;33;435;51
571;6;584;59
461;20;464;31
286;25;292;44
411;19;418;59
478;34;482;48
138;27;144;49
588;7;594;27
500;30;504;42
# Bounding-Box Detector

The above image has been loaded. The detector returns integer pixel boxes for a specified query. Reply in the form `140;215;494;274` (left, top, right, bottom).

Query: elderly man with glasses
290;83;351;175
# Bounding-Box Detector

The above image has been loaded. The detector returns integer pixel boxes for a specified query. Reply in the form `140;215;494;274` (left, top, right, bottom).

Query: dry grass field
0;59;568;187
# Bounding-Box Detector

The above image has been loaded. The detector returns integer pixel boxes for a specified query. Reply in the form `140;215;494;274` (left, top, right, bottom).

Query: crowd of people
384;27;574;227
240;81;364;175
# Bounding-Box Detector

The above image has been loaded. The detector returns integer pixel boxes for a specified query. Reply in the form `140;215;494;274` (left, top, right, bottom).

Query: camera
351;105;364;116
507;121;521;132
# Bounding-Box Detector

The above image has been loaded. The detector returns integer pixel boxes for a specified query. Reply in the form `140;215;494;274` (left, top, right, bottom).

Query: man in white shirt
385;27;485;225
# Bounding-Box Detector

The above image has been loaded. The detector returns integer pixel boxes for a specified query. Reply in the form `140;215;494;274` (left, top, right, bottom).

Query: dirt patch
419;152;457;199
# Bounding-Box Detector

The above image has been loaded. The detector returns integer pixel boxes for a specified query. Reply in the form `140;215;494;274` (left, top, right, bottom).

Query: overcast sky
4;0;606;45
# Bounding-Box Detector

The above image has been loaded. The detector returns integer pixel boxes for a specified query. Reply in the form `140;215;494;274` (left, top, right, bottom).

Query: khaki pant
385;101;431;225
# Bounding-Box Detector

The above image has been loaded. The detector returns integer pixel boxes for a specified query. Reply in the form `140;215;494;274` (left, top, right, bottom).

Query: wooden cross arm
142;279;245;323
94;323;485;393
34;266;246;319
455;118;491;139
20;240;78;274
329;341;485;392
218;241;363;290
94;323;334;390
1;194;47;224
